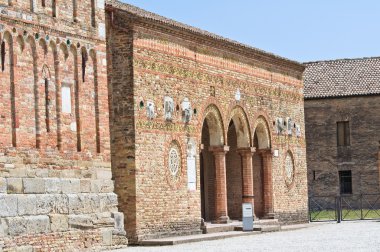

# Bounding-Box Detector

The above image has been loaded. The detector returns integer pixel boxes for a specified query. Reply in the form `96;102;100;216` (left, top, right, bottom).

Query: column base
211;216;231;224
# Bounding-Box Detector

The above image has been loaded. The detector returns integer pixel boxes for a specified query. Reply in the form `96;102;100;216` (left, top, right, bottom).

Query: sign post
242;203;254;231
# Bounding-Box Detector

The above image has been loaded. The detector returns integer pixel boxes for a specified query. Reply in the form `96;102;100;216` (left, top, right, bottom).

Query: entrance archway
226;107;251;220
200;105;225;222
252;116;273;218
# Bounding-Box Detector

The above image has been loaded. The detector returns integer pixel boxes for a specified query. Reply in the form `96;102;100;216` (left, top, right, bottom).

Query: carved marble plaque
164;96;174;121
187;138;196;191
187;157;196;191
284;152;294;185
181;98;192;123
146;101;155;120
235;89;241;101
287;117;293;135
276;118;285;134
296;124;301;138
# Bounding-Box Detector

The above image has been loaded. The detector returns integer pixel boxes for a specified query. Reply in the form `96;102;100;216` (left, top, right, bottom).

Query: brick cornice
0;14;102;44
109;7;305;79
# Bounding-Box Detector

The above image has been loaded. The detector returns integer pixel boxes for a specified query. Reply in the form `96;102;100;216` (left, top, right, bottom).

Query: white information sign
242;203;253;217
187;157;196;191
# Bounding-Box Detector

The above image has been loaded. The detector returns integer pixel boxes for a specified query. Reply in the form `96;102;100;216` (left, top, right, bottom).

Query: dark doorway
339;170;352;195
200;120;215;221
226;121;243;220
253;131;265;218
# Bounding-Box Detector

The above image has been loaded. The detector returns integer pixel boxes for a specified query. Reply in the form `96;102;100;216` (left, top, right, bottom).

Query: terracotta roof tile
304;57;380;98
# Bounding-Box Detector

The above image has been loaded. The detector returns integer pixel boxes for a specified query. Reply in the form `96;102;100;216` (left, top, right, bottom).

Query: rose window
169;148;180;176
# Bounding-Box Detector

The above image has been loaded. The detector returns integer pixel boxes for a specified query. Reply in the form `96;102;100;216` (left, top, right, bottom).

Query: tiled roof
304;57;380;99
106;0;303;71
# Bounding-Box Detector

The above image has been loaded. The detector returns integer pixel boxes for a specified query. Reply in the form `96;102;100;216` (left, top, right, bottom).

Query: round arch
201;104;225;146
252;115;271;150
227;105;251;148
59;43;69;60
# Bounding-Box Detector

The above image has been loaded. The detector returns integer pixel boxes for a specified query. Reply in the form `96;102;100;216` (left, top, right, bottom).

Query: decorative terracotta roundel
284;152;295;186
168;147;180;176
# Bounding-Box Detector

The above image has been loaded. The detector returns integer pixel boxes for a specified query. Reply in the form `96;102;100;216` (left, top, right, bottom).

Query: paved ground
109;221;380;252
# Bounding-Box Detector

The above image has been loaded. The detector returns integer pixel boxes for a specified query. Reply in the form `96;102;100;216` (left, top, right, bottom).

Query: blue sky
120;0;380;63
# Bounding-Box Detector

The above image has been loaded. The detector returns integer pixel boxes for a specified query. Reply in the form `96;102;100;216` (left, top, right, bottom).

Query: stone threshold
136;221;316;247
137;230;262;246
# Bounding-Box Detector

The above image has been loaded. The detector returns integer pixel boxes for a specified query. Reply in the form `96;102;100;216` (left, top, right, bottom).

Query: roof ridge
106;0;303;68
304;56;380;65
304;57;380;99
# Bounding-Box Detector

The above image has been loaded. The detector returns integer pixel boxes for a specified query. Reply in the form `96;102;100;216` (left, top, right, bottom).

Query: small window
337;121;350;146
41;0;45;7
313;170;316;181
61;85;72;113
52;0;56;17
91;0;96;27
81;50;87;82
1;41;5;72
339;170;352;194
44;79;50;132
73;0;77;22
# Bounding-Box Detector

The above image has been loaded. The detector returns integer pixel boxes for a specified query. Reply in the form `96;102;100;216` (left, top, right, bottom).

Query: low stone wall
0;152;127;251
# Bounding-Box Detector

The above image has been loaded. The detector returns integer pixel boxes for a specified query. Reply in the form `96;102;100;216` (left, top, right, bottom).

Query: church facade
0;0;309;250
107;1;308;243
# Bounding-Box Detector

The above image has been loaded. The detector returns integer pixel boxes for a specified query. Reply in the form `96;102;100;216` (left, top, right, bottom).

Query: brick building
0;0;127;250
0;0;310;249
304;58;380;197
106;1;308;243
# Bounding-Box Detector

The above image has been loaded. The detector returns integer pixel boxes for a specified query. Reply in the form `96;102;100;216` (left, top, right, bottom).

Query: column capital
208;145;229;154
257;148;273;156
237;147;256;156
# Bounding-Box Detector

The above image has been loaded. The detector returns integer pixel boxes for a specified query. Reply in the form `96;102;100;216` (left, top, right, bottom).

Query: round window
169;147;180;176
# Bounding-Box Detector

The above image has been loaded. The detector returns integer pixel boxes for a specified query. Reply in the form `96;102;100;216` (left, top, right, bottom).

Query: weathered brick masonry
0;0;127;251
306;96;380;196
304;58;380;197
107;1;309;243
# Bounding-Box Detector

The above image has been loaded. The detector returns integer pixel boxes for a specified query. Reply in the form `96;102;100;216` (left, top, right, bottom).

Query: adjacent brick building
106;1;309;243
0;0;127;250
304;58;380;197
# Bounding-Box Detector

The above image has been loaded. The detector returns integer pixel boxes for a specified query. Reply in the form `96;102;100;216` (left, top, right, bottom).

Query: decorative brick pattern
107;2;309;243
0;1;127;250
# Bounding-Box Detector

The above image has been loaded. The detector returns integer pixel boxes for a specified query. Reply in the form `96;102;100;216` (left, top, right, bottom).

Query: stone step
202;219;280;234
202;224;236;234
255;218;280;226
202;220;241;234
138;231;262;246
234;225;280;232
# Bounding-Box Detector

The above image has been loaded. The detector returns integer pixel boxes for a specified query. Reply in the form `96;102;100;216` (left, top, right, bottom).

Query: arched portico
252;116;274;218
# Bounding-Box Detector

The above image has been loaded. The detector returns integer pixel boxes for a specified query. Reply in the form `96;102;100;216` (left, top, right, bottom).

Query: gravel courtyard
110;221;380;252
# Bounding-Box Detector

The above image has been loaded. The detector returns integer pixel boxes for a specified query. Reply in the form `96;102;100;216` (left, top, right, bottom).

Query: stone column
238;147;256;211
262;149;274;219
209;145;230;224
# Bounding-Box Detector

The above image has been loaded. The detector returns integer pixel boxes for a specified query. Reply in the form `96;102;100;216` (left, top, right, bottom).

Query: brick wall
305;95;380;197
0;1;127;250
108;7;309;242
